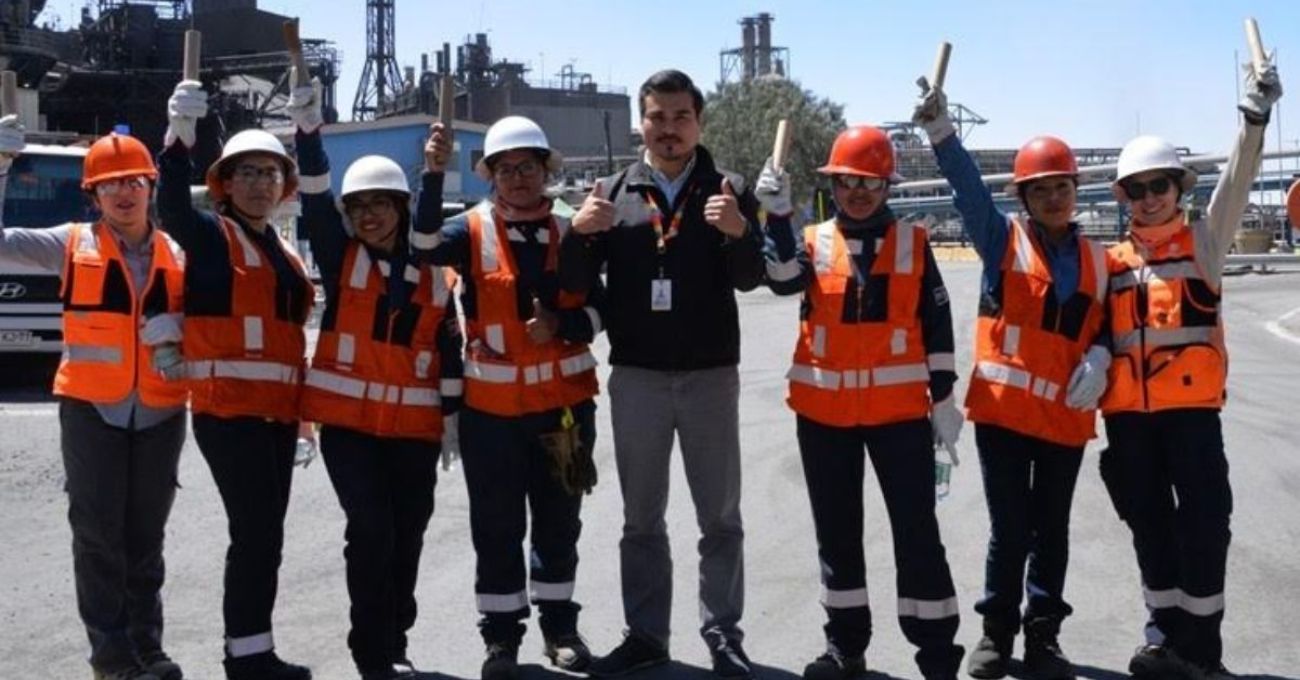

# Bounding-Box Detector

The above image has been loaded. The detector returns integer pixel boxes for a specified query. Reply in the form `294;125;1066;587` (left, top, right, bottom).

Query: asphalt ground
2;261;1298;680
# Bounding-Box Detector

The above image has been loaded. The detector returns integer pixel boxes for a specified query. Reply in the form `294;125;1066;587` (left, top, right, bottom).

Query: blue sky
62;1;1300;154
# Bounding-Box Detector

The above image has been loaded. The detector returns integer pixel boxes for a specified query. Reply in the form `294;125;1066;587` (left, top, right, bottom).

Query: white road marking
1265;305;1300;346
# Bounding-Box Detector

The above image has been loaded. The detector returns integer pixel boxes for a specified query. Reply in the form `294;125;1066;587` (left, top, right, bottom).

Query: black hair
638;70;704;118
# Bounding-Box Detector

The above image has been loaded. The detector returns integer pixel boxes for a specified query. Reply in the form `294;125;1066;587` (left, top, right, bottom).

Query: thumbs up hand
705;177;746;238
572;180;615;235
526;297;559;345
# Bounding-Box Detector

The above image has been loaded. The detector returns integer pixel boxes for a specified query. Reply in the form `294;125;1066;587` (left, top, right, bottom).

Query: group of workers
0;38;1287;680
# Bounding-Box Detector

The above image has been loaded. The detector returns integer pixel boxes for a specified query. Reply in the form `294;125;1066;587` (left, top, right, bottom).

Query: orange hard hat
1287;178;1300;226
818;125;902;181
1010;136;1078;187
81;133;158;190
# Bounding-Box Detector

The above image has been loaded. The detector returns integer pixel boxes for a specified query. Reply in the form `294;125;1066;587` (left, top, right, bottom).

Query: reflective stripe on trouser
60;399;186;672
973;424;1085;630
191;414;298;654
1102;409;1231;667
458;401;596;645
319;426;437;671
795;416;963;677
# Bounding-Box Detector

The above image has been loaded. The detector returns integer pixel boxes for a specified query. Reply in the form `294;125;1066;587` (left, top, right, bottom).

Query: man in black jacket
559;70;765;679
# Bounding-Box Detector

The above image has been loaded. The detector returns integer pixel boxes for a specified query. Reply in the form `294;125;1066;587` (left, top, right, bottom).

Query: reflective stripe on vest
1101;222;1226;414
53;222;188;408
462;203;598;416
787;219;931;427
301;240;449;439
964;219;1106;446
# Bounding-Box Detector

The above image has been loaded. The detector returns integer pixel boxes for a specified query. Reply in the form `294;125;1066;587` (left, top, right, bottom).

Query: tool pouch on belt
540;406;596;496
1098;447;1130;522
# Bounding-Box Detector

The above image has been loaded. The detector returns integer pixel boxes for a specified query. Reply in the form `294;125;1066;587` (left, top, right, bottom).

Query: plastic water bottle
294;435;317;467
935;445;954;501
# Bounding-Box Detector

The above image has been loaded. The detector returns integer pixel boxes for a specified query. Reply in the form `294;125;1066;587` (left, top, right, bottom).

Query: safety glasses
492;160;543;180
833;174;887;191
94;175;151;196
344;196;397;218
1120;175;1177;201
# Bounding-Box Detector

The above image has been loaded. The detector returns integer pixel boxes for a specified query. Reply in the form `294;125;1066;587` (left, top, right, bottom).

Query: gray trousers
61;398;186;672
609;365;745;648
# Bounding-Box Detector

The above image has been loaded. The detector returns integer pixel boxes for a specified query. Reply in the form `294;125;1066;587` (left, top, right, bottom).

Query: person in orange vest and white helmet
763;125;965;680
411;115;603;680
1;120;189;680
912;78;1111;679
284;71;463;680
1098;56;1282;680
158;80;315;680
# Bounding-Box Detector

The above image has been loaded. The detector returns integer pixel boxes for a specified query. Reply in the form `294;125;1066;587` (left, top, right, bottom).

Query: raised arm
1200;60;1281;275
156;80;215;254
913;83;1010;264
411;123;471;268
0;116;73;273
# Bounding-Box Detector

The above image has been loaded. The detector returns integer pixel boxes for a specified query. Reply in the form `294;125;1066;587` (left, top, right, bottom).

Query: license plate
0;330;36;347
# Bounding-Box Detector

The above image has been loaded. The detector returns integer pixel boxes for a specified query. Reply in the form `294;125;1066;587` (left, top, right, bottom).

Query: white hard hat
206;129;299;201
475;115;563;180
341;155;410;200
1114;135;1197;192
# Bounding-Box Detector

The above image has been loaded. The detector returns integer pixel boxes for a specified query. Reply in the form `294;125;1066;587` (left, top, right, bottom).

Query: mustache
656;135;683;144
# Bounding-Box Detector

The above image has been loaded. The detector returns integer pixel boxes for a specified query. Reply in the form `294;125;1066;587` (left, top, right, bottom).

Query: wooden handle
439;75;455;125
931;41;952;91
1244;17;1266;75
283;19;310;87
182;30;201;81
1;71;17;117
772;119;792;171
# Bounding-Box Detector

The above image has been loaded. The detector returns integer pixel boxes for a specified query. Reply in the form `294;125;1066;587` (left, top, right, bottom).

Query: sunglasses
94;175;151;196
833;175;887;191
1120;175;1177;201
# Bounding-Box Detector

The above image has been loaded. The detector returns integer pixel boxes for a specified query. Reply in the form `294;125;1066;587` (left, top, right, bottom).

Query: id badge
651;278;672;311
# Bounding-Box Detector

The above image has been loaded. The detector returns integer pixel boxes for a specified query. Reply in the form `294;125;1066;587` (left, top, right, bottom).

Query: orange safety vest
786;218;933;427
300;242;454;441
1101;219;1226;414
965;219;1108;446
184;216;313;423
462;203;598;417
53;222;188;408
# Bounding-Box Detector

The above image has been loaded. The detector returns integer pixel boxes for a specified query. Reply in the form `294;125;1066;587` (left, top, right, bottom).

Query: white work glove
140;313;183;346
150;343;187;381
286;71;325;134
294;421;318;468
754;156;793;217
440;414;460;471
0;114;24;175
930;394;964;463
1239;55;1283;126
165;80;208;148
911;76;956;145
1064;345;1111;410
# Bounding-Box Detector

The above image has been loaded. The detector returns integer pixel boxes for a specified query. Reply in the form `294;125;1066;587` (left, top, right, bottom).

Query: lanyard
645;191;688;255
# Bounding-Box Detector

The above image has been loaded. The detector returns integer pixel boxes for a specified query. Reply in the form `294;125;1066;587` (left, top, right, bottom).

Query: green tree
703;77;846;210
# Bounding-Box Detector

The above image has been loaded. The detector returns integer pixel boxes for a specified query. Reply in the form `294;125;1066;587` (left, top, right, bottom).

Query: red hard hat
1287;179;1300;226
1010;135;1077;186
82;133;158;190
818;125;901;181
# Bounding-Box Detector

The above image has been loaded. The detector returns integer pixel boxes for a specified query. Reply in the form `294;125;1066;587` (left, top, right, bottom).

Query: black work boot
966;619;1014;679
1022;619;1074;680
222;651;311;680
481;643;519;680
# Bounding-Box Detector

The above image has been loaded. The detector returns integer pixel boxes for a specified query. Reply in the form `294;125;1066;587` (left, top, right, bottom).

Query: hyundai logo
0;282;28;299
